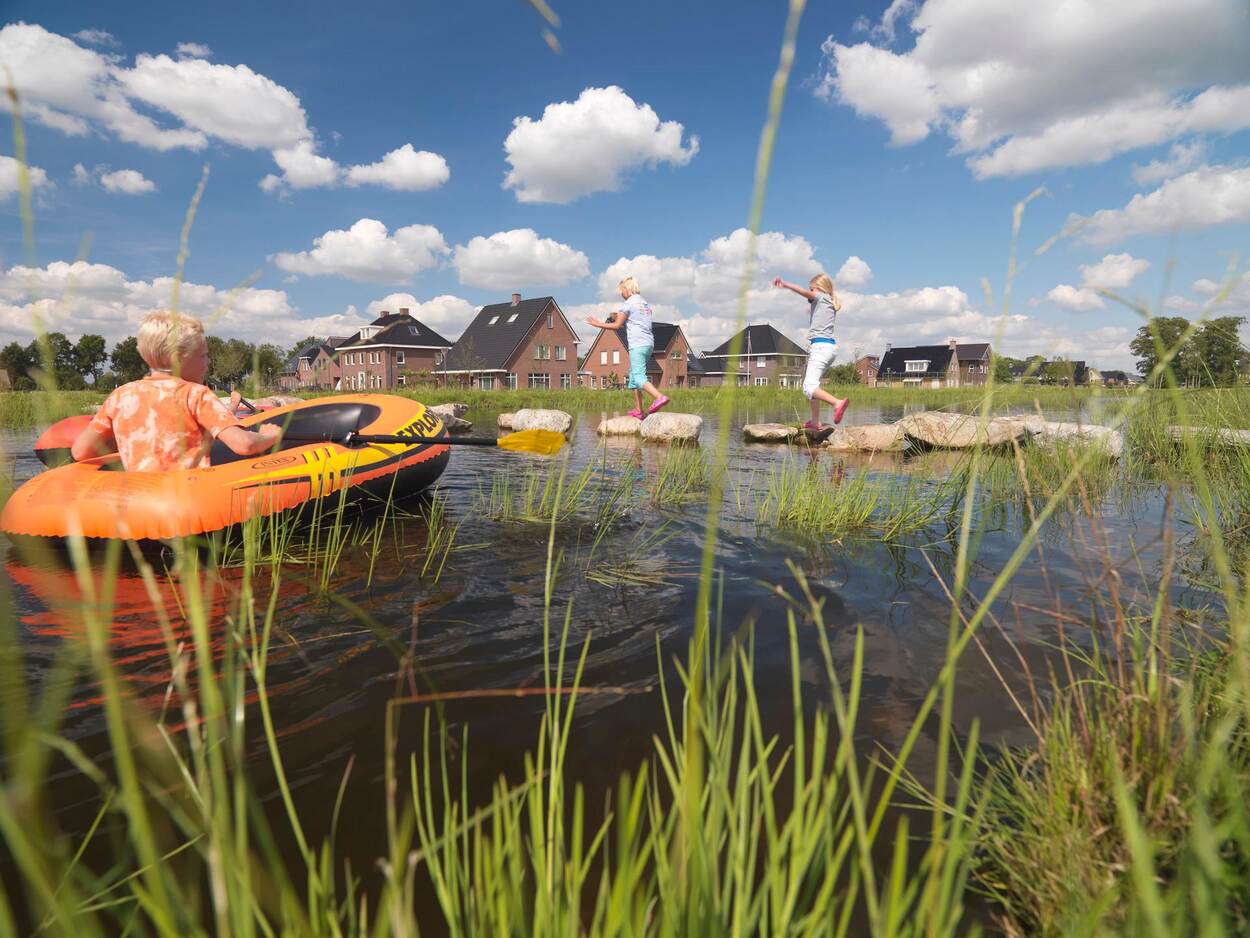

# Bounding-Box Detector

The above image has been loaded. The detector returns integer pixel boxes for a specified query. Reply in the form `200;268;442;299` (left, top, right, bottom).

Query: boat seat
208;402;383;466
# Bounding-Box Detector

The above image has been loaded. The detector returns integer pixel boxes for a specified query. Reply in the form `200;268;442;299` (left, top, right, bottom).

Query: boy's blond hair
137;310;206;372
618;276;641;296
809;273;842;312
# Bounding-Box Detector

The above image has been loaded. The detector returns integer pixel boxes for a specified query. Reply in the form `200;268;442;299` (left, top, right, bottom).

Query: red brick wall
504;302;579;389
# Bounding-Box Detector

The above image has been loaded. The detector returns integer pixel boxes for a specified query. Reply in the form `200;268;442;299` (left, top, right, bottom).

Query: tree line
0;333;311;392
1129;316;1248;387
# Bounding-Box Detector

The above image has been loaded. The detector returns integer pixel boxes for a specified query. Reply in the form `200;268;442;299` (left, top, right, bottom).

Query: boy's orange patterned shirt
86;375;241;472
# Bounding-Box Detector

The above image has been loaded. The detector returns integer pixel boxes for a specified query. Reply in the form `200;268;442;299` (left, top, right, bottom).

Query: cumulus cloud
0;259;369;350
174;42;212;59
503;86;698;203
835;255;873;287
0;23;449;194
99;168;157;194
452;228;590;290
344;144;450;191
272;219;449;283
1070;165;1250;244
1131;139;1206;186
814;0;1250;177
0;155;51;200
363;292;479;338
1048;252;1150;310
71;29;117;48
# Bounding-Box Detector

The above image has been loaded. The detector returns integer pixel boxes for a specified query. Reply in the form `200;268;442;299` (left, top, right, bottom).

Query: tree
1189;316;1248;387
0;342;35;390
826;362;860;384
991;354;1016;383
73;334;108;384
111;336;148;382
251;343;287;389
287;336;321;360
208;338;252;388
1129;316;1190;385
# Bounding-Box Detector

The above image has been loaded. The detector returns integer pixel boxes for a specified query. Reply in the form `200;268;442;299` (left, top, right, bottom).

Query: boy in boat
71;310;283;470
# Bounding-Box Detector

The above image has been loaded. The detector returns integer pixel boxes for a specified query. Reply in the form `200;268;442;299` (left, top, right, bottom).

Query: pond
0;397;1220;904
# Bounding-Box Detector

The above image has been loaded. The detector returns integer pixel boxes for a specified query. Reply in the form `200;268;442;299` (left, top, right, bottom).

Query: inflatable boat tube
3;394;449;541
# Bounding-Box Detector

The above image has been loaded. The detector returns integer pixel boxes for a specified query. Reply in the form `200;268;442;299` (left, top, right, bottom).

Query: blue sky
1;0;1248;370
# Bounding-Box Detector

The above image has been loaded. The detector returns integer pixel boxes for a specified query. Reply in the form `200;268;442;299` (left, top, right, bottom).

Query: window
546;311;554;329
555;345;566;361
396;351;405;365
756;356;766;368
506;372;517;390
534;345;550;360
507;313;519;323
754;377;769;386
612;350;620;365
346;353;353;365
488;316;500;326
905;360;929;373
670;349;682;359
600;350;608;365
736;374;749;387
600;376;608;389
358;371;365;387
528;373;551;389
478;375;494;390
560;373;571;389
397;374;406;386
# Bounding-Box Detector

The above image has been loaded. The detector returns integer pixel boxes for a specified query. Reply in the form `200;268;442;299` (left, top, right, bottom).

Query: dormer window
905;360;929;372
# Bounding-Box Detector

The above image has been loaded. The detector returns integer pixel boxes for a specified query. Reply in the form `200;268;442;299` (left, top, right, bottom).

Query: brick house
441;294;580;389
579;322;692;389
954;342;992;386
854;354;880;386
697;324;807;388
335;309;454;391
278;336;353;391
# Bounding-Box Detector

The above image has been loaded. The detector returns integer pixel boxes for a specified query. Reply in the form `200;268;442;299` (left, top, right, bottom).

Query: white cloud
363;293;479;338
0;259;368;350
71;163;92;185
452;228;589;290
0;156;51;200
815;0;1250;177
1047;284;1105;311
0;23;448;194
98;168;157;194
835;255;873;287
345;144;450;191
1072;165;1250;244
175;42;212;60
272;219;449;283
503;86;698;203
1131;139;1206;186
71;29;117;48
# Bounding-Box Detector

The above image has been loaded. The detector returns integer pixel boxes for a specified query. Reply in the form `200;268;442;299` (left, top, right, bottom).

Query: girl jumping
586;276;669;419
773;273;849;430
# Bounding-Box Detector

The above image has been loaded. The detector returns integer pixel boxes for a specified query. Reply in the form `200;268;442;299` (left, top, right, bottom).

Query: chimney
511;293;521;306
399;307;410;317
885;343;892;352
947;337;958;350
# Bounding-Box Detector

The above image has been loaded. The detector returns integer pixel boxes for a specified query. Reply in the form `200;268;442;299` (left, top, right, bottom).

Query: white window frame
506;372;517;390
488;316;499;326
600;376;608;389
560;373;571;389
555;345;566;361
507;313;519;323
534;345;550;361
600;350;608;365
396;351;405;365
397;374;406;386
478;375;494;390
754;377;769;386
612;349;620;365
756;356;766;368
905;360;929;373
547;311;554;329
527;373;551;389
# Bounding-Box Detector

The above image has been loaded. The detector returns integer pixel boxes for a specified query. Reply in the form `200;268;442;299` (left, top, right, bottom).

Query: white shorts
802;342;838;399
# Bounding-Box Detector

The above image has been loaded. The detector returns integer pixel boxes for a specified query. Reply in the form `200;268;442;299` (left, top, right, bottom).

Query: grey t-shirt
619;294;655;349
808;293;838;343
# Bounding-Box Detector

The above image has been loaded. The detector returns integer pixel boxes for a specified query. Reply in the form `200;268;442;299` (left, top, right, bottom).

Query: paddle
281;428;567;456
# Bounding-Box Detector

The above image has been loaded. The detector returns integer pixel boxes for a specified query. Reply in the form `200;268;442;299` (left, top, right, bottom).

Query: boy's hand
257;423;282;445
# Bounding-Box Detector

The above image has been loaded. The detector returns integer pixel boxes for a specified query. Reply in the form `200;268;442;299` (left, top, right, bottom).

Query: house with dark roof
697;324;807;388
440;293;580;390
876;339;994;387
579;321;693;389
335;309;454;391
854;354;880;386
278;335;354;391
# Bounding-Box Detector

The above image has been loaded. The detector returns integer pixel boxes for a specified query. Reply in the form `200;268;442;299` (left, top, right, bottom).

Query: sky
0;0;1248;371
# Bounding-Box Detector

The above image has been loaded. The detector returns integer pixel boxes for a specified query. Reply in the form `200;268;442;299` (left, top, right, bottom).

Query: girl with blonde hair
773;272;849;431
585;276;669;419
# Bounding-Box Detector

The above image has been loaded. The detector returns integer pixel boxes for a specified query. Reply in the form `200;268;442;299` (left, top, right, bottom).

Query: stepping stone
897;412;1030;449
640;412;702;444
824;423;906;453
597;415;642;436
1031;421;1123;457
1166;426;1250;447
743;423;799;442
439;414;473;433
509;408;572;434
428;402;469;419
497;412;516;430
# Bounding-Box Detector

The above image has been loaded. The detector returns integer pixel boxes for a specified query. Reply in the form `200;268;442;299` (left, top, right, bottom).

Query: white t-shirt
618;294;655;350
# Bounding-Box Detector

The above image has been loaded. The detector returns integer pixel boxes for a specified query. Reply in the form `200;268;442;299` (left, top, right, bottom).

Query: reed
0;391;103;428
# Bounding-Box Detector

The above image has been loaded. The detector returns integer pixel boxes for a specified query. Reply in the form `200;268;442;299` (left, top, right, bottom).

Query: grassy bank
0;391;104;428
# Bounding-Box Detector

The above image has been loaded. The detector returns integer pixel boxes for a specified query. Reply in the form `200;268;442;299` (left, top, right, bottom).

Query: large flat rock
509;408;573;434
428;402;469;419
497;412;516;430
1031;421;1123;457
824;423;907;452
1166;425;1250;446
439;414;473;433
640;412;702;444
743;423;799;442
597;415;642;436
898;411;1030;449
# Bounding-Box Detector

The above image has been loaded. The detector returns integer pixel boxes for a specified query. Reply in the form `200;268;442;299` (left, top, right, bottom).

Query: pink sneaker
647;394;670;415
833;398;850;424
628;408;644;420
802;420;828;431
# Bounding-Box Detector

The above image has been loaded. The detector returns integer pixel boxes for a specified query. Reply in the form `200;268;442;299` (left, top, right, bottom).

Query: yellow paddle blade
495;428;567;455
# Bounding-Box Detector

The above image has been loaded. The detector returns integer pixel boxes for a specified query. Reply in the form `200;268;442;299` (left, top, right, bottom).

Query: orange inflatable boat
3;394;449;541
